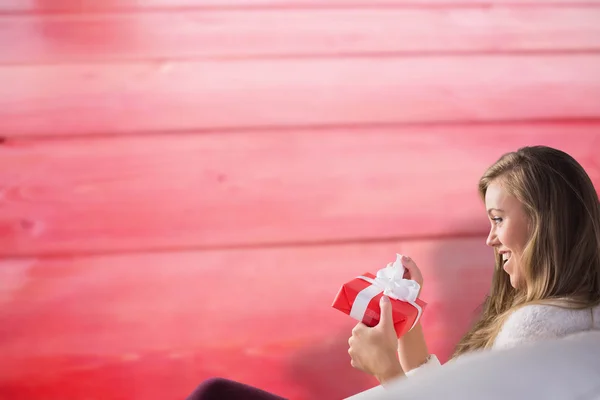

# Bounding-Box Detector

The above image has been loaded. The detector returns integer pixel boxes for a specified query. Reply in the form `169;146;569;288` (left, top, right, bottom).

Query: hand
398;255;424;295
348;295;404;384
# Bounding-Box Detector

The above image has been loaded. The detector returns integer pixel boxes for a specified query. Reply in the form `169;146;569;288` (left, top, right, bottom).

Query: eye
491;217;503;224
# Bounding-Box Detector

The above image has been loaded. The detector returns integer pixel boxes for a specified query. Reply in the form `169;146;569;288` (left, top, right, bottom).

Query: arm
393;256;442;375
397;322;430;372
397;322;442;376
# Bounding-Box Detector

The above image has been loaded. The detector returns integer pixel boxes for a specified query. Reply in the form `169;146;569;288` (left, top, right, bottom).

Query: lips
500;251;511;266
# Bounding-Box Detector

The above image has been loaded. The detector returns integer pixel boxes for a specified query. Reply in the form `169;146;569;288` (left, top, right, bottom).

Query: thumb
378;295;394;330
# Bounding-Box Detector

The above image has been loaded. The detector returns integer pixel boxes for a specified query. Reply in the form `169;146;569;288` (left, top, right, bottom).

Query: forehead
485;181;514;210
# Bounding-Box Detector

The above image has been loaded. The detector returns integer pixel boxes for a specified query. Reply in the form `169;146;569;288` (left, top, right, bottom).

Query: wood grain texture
1;123;599;257
0;237;494;400
2;2;599;400
2;0;600;13
3;54;600;137
2;8;600;64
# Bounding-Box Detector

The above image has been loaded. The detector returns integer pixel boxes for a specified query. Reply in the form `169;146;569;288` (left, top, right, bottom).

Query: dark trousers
186;378;288;400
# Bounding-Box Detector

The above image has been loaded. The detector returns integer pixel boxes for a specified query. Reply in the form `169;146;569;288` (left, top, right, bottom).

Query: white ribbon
349;254;423;332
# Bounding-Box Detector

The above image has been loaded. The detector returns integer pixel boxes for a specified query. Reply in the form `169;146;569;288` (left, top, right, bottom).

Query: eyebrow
487;208;504;215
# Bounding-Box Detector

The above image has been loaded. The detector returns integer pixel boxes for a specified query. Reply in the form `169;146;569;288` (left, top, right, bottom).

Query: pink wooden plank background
2;8;600;64
1;123;599;257
3;55;600;137
1;1;599;399
0;238;493;400
2;0;600;13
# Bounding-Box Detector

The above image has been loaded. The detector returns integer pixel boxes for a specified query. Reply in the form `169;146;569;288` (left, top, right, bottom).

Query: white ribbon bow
349;254;423;332
372;255;421;302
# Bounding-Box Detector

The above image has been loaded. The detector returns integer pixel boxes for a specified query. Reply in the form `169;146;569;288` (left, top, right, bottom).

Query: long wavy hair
452;145;600;357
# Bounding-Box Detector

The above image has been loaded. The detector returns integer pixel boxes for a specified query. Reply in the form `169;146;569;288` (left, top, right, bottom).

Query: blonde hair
453;146;600;357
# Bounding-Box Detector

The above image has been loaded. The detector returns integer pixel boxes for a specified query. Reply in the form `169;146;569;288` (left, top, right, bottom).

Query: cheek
499;226;523;254
510;220;530;255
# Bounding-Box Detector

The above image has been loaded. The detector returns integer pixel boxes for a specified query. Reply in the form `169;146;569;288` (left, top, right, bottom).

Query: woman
348;145;600;390
187;145;600;399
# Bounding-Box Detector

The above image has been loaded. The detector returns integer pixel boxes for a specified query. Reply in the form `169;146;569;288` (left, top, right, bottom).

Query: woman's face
485;181;530;289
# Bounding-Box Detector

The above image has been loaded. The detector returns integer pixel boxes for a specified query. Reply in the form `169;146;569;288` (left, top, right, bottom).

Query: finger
348;353;361;370
352;322;366;335
377;295;395;331
401;255;424;287
348;336;353;346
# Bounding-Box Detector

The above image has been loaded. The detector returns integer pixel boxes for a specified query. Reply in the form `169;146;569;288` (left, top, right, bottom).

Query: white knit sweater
345;304;600;399
407;303;600;376
493;303;600;348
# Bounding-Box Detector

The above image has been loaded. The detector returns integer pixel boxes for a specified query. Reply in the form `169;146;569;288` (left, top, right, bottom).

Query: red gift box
332;271;427;338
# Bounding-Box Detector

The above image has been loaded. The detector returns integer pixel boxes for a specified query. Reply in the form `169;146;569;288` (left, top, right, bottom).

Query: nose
486;227;499;247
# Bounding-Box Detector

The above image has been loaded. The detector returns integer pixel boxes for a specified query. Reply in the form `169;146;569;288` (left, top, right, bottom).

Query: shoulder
493;303;595;350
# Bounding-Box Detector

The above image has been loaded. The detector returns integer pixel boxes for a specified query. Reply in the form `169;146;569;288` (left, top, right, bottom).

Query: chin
507;273;521;289
503;269;517;288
